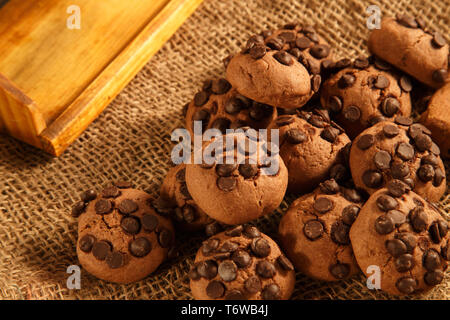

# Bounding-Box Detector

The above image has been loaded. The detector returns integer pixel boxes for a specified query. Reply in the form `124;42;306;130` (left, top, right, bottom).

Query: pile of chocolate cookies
71;14;449;299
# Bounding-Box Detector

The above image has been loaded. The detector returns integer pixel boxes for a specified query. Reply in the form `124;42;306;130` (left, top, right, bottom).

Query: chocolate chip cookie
349;120;446;202
226;22;333;109
185;79;277;136
369;14;449;88
350;185;449;295
74;182;175;283
320;58;412;138
420;82;450;159
185;131;288;225
278;180;363;281
267;110;351;194
189;225;295;300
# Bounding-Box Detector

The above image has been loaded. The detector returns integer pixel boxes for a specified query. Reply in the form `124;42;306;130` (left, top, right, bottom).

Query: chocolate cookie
278;180;363;281
350;187;449;295
267;110;351;194
185;131;288;225
159;164;216;232
368;15;449;88
185;80;277;136
321;58;412;138
189;226;295;300
349;120;446;202
226;22;333;109
74;183;175;283
420;82;450;159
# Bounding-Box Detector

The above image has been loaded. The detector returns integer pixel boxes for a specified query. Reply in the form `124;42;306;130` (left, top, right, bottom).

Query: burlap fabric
0;0;449;300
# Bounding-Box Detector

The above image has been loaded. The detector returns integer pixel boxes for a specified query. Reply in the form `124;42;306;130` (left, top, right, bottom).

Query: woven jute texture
0;0;449;300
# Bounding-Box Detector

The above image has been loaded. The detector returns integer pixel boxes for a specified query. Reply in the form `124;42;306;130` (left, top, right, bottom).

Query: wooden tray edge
39;0;203;156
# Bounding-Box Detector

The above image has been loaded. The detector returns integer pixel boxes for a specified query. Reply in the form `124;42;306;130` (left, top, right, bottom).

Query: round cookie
74;183;175;283
420;82;450;159
159;163;216;232
278;180;363;281
189;225;295;300
349;120;446;202
226;22;333;109
321;58;412;138
350;186;449;295
267;110;351;194
184;79;277;136
368;14;449;88
185;131;288;225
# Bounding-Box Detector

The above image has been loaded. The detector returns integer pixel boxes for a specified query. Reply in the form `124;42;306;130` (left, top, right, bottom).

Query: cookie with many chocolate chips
185;80;277;136
320;58;412;138
267;110;351;193
75;184;175;283
159;164;217;232
185;131;288;225
278;180;363;281
226;22;333;109
369;15;449;88
350;187;449;296
420;82;450;159
349;121;446;202
189;226;295;300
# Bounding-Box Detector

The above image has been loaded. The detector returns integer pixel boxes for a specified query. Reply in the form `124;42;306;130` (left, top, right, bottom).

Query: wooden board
0;0;203;156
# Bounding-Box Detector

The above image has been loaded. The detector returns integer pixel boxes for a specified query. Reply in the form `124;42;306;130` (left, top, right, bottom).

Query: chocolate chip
218;241;239;253
441;242;450;261
192;109;210;127
181;205;196;223
342;205;360;225
354;57;370;69
329;263;350;279
303;220;324;240
311;75;321;92
338;73;356;89
225;225;243;237
331;221;350;245
102;186;121;198
225;290;245;300
95;199;113;215
218;260;237;282
381;97;400;117
432;69;448;83
256;260;276;278
310;44;330;59
383;124;400;137
432;32;446;48
330;164;349;182
396;142;415;160
319;179;340;194
328;96;343;113
274;51;293;66
308;114;326;128
92;240;112;261
266;37;284;50
211;118;231;134
205;222;223;237
249;45;267;59
158;228;172;248
399;76;412;92
395;116;413;126
275;115;295;126
232;249;252;268
251;238;271;257
343;106;361;122
374;75;390;89
423;249;441;271
314;197;334;214
417;164;435;182
79;234;96;253
362;170;383;188
120;216;140;235
321;126;340;142
368;115;386;126
357;134;375;150
216;164;238;177
421;154;438;166
236;164;257;179
433;168;445;187
206;280;225;298
244;275;262;293
117;199;138;215
424;270;444;286
387;179;410;197
396;277;417;294
217;177;237;192
72;201;86;217
225;97;244;115
141;214;159;232
81;189;97;202
189;265;201;280
386;239;408;257
414;133;432;152
373;57;391;70
335;58;352;69
214;252;231;260
375;215;395;234
396;14;418;28
179;182;192;200
390;162;410;179
285;128;307;144
295;36;311;49
243;225;261;238
129;237;152;257
395;254;414;272
211;79;231;95
197;260;218;279
202;238;220;255
376;194;398;212
194;91;209;106
388;210;407;227
430;142;441;155
261;284;281;300
395;233;417;253
409;207;428;232
374;150;392;170
106;251;125;269
277;255;294;271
